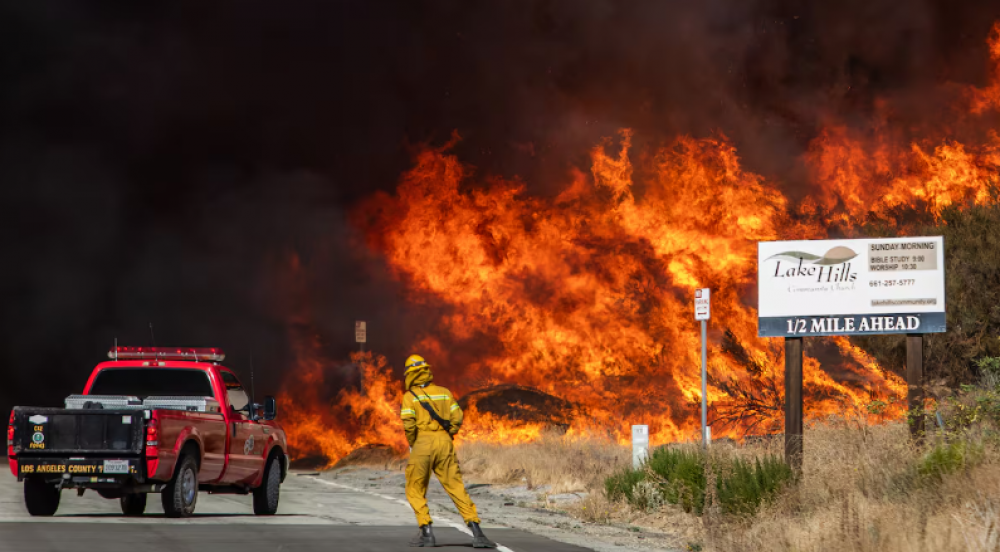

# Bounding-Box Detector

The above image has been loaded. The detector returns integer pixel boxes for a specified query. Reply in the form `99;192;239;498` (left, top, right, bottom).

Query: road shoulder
319;466;687;552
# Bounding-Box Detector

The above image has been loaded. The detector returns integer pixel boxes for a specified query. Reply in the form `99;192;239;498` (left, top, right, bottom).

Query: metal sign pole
694;288;711;448
355;321;367;394
701;318;708;448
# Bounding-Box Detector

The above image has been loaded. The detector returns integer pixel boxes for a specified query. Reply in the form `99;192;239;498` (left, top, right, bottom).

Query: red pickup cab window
220;370;249;411
90;368;214;398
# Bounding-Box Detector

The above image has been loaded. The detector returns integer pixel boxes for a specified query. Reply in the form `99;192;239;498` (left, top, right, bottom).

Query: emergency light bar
108;347;226;362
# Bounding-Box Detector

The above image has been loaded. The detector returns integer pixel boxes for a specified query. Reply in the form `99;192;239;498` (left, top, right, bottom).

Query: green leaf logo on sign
766;246;857;266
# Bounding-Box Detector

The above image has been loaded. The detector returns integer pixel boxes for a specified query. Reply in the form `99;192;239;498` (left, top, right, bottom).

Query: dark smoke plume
1;0;999;416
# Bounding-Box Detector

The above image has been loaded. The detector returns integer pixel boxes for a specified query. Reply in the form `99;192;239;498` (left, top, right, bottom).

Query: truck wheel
120;493;147;516
162;455;198;518
24;477;60;516
252;457;281;515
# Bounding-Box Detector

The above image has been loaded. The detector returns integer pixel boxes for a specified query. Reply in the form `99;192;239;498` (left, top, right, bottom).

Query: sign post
355;321;367;352
758;236;946;469
906;334;924;442
355;321;368;394
695;288;711;448
784;337;803;472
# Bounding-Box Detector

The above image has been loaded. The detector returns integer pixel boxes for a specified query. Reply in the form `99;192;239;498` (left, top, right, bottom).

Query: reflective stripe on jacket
400;383;464;446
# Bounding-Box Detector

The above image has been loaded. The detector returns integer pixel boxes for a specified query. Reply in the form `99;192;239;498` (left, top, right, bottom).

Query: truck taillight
145;418;160;457
7;410;14;457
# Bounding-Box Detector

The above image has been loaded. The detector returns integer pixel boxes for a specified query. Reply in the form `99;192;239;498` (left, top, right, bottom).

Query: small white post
632;425;649;468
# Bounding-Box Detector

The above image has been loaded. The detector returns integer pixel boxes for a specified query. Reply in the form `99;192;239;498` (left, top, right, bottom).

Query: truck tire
252;457;281;515
162;455;199;518
24;477;60;516
120;493;147;516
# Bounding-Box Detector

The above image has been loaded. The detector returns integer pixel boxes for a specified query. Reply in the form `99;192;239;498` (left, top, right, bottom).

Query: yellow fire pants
405;430;480;526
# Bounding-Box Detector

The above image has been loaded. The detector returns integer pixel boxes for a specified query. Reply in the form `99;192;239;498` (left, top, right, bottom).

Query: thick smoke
1;0;998;416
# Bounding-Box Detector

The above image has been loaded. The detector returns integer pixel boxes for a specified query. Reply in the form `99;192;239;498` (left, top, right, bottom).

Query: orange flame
972;22;1000;114
279;24;1000;466
279;347;408;463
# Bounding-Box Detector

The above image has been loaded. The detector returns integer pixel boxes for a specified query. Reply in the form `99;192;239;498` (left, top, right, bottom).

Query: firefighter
401;354;496;549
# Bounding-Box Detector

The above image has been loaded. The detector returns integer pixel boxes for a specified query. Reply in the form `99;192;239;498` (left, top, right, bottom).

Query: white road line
314;478;515;552
444;519;475;535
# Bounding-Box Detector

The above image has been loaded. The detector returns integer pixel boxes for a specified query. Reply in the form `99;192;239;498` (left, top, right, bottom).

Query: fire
279;24;1000;467
280;346;408;462
971;22;1000;114
808;125;1000;225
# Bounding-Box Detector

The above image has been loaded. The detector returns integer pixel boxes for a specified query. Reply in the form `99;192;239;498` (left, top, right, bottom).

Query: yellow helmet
404;354;430;372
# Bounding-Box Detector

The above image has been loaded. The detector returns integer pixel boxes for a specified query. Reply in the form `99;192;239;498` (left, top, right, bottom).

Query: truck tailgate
11;407;144;455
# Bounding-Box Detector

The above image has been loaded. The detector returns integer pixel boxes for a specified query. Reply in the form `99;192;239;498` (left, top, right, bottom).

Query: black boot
409;524;436;547
468;522;496;549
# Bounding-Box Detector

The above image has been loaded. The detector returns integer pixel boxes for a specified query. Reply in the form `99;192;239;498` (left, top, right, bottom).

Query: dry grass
331;443;407;470
457;431;628;494
713;419;1000;552
455;414;1000;552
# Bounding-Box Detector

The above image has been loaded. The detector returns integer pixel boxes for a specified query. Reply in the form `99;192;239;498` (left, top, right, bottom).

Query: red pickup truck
6;347;288;518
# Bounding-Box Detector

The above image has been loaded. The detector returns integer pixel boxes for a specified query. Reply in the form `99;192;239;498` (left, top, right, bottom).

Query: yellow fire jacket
400;383;464;447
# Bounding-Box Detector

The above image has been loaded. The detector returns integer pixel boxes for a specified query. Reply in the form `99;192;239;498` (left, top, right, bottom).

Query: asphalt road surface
0;461;592;552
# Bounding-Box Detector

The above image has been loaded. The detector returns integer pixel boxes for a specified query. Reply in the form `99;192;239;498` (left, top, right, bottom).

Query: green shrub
604;466;645;503
604;447;793;516
917;440;983;483
716;455;794;515
631;480;665;512
937;386;1000;432
647;447;707;514
975;356;1000;389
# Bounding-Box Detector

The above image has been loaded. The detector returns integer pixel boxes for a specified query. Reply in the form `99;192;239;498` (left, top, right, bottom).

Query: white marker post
695;289;711;448
632;425;649;468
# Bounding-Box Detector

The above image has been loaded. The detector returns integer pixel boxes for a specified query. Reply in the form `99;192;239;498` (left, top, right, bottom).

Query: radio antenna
148;323;158;360
114;337;118;360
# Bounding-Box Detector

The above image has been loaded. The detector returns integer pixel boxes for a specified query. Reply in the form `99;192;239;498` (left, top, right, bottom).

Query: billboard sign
758;236;946;337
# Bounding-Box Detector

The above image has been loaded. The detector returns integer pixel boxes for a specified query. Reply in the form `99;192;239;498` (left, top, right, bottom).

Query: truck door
219;370;265;484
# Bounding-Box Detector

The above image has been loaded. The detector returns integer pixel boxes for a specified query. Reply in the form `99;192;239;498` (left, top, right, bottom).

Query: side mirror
263;396;277;421
237;402;255;415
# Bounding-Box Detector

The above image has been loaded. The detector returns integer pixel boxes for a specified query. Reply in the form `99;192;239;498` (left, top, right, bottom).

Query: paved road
0;461;592;552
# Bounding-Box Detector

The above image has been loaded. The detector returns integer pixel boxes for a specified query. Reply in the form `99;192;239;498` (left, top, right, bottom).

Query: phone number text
869;279;916;287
